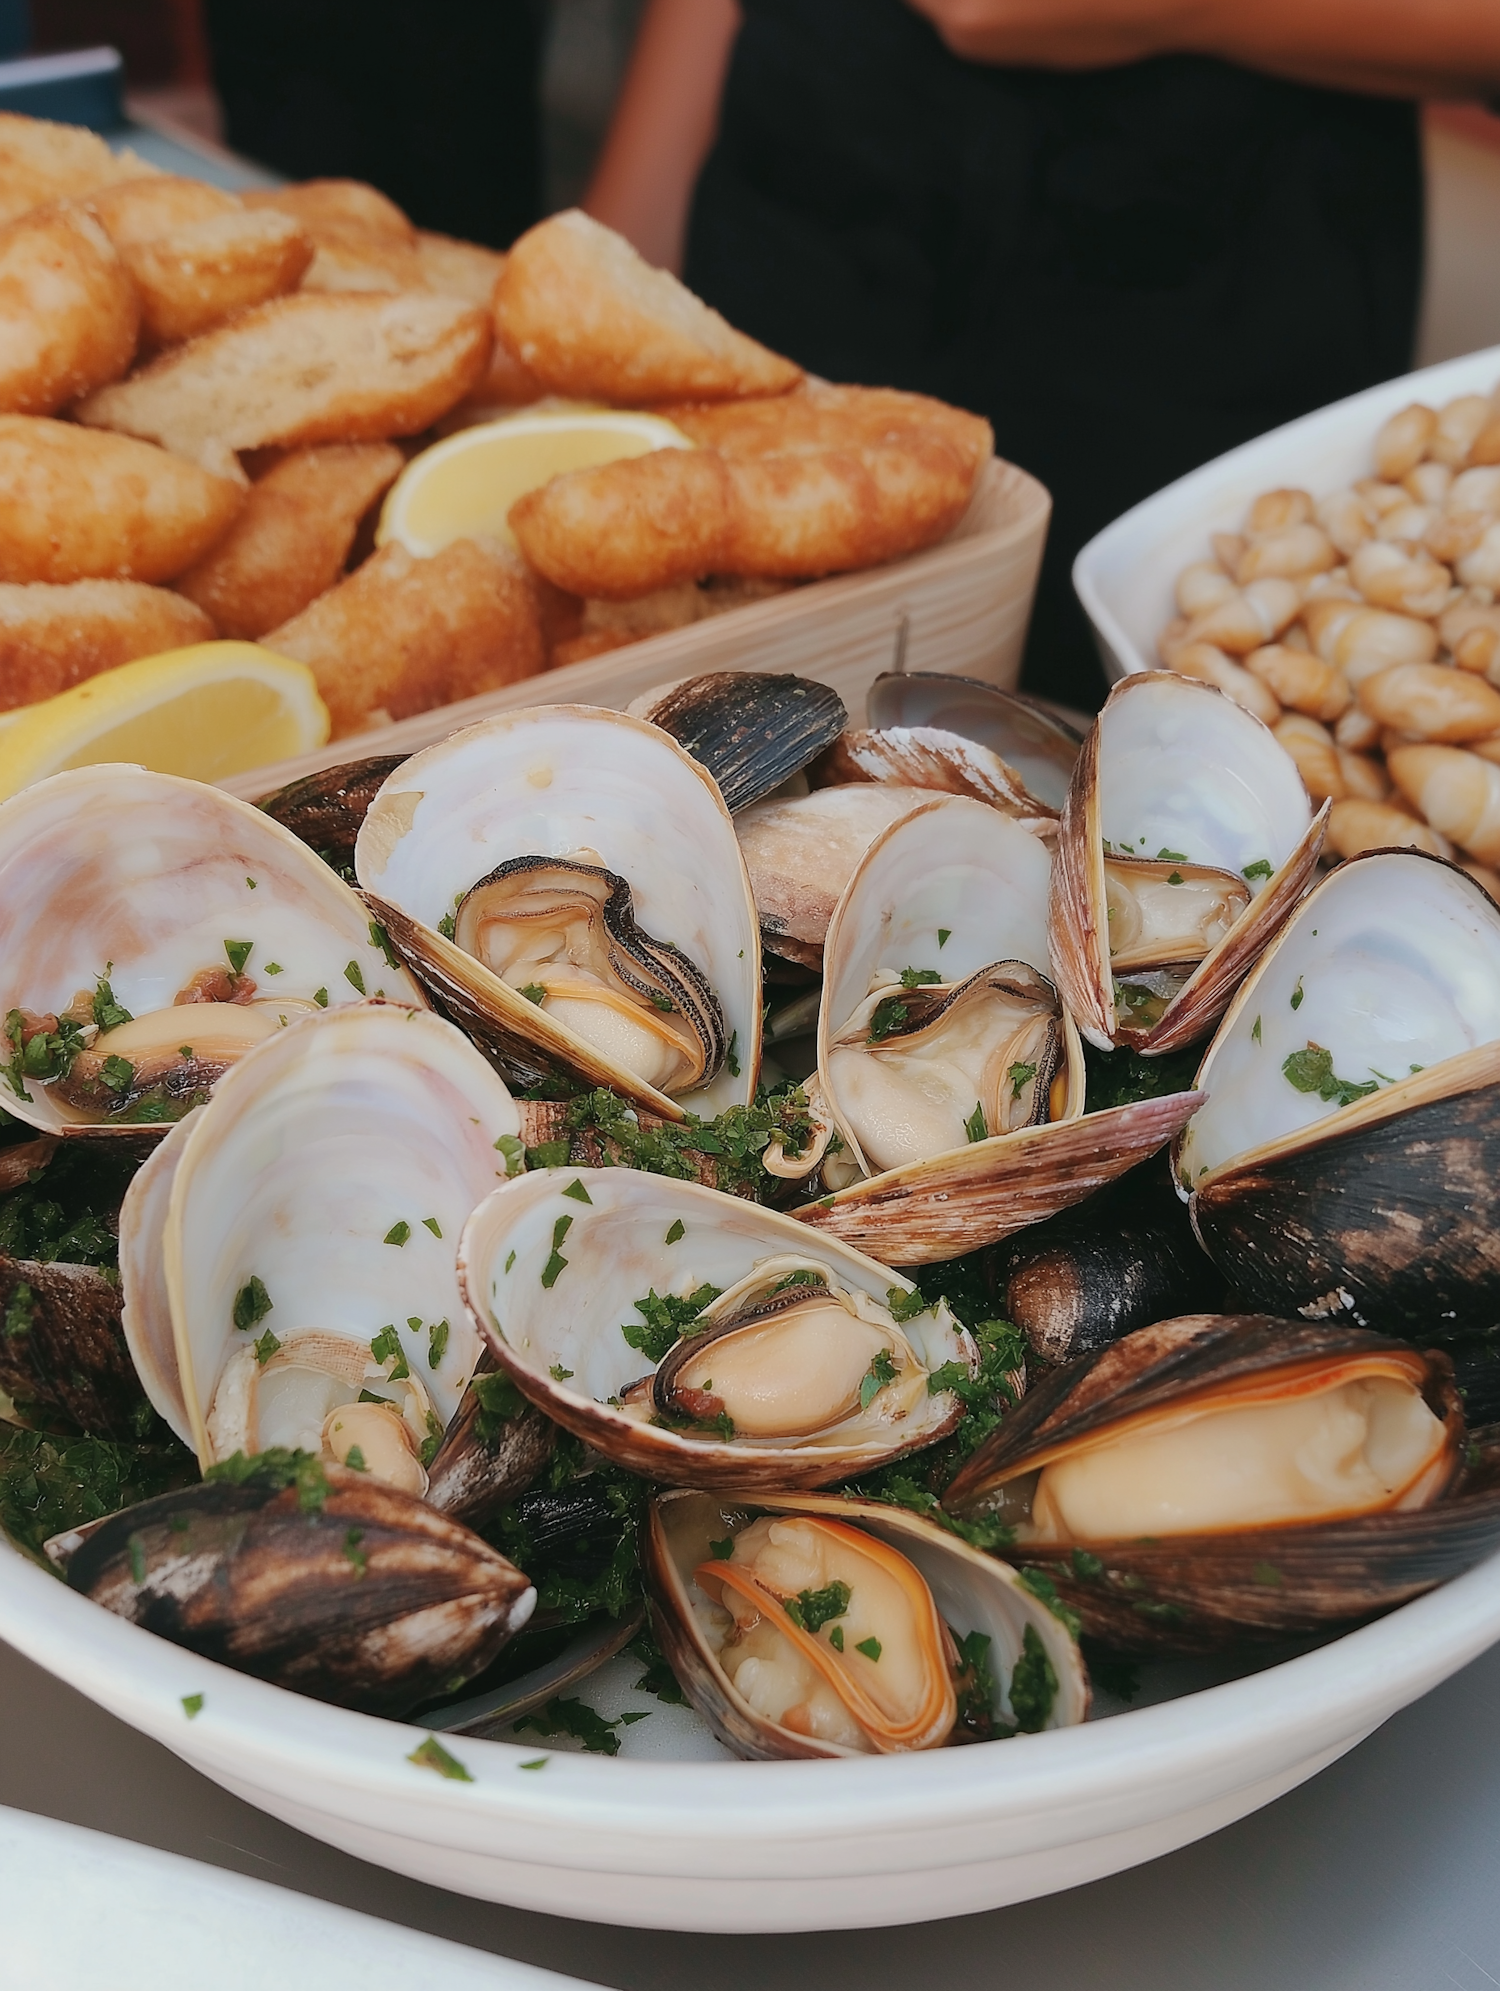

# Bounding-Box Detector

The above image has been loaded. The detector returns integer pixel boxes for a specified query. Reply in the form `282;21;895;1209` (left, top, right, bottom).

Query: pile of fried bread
0;113;994;740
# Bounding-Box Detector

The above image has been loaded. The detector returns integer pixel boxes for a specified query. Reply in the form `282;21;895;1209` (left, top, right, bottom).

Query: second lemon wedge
377;409;691;557
0;642;330;803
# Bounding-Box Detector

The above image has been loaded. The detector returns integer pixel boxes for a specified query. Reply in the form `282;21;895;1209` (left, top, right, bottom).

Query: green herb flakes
91;974;132;1033
708;1537;734;1561
421;1216;443;1236
828;1625;845;1652
512;1696;629;1756
344;961;366;995
252;1327;281;1366
428;1318;450;1368
369;1324;410;1380
562;1178;592;1203
1017;1567;1083;1639
1155;848;1187;863
232;1275;272;1332
885;1285;927;1324
384;1220;411;1247
344;1445;368;1473
783;1579;851;1634
1251;1015;1262;1044
313;987;329;1008
855;1636;882;1662
263;961;283;975
1242;857;1273;881
224;939;254;978
621;1282;720;1363
900;966;942;988
549;1363;574;1381
866;996;909;1044
1282;1042;1378;1109
519;983;546;1005
726;1030;740;1077
937;928;951;947
407;1735;474;1781
343;1527;367;1578
964;1100;987;1144
519;1757;547;1770
1290;976;1305;1011
1008;1622;1057;1732
664;1218;685;1245
1006;1061;1037;1099
859;1347;899;1410
206;1447;329;1513
504;1250;516;1273
127;1532;147;1584
494;1133;526;1175
99;1054;135;1095
181;1693;204;1718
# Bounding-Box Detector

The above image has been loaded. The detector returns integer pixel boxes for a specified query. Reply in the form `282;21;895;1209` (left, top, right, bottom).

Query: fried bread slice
0;201;139;415
0;112;147;227
0;578;213;709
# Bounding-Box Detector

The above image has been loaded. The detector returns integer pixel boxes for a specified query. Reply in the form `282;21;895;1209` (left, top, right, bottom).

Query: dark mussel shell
633;673;847;814
943;1314;1489;1654
990;1161;1225;1367
0;1255;162;1441
56;1462;534;1715
1191;1071;1500;1349
424;1352;556;1532
257;754;407;877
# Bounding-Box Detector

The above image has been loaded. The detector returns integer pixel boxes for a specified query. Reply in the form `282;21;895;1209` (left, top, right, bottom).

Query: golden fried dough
0;201;139;415
176;442;403;637
509;448;734;598
0;112;146;227
416;230;504;304
495;209;802;404
0;416;244;584
244;179;415;247
664;383;993;477
261;536;544;735
74;291;492;466
88;174;237;242
121;210;315;348
0;579;213;709
721;440;978;576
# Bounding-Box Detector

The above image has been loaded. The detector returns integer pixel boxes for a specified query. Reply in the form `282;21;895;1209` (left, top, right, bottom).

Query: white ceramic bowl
4;1529;1498;1931
1074;343;1500;683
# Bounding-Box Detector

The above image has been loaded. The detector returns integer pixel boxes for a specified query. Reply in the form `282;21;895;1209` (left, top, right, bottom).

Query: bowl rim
5;1526;1498;1868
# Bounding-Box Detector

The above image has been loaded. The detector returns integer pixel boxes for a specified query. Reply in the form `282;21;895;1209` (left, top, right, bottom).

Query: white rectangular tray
1073;343;1500;683
223;454;1049;799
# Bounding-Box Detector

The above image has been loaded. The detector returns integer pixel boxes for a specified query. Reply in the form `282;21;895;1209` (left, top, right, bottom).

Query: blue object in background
0;43;125;130
0;0;27;62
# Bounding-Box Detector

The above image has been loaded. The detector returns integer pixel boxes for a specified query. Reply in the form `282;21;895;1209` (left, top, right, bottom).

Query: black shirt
686;0;1422;708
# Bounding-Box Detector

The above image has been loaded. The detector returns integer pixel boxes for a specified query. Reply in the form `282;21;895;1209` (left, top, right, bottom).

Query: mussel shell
55;1464;535;1715
628;673;848;814
991;1161;1225;1367
424;1352;556;1531
1191;1063;1500;1345
0;1254;159;1440
641;1489;1089;1761
257;754;407;877
864;672;1082;811
943;1313;1483;1654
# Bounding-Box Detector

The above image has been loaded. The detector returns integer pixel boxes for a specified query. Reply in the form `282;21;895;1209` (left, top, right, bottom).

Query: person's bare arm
584;0;741;273
906;0;1500;97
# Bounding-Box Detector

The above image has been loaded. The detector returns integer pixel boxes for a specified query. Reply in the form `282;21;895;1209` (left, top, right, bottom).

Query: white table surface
2;1629;1498;1990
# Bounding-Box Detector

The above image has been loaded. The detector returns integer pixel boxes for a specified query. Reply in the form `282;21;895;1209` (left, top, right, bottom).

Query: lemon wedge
0;642;330;802
378;409;691;557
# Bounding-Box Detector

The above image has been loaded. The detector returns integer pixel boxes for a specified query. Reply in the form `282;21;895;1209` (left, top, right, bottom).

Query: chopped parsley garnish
859;1347;899;1410
344;961;366;994
1251;1015;1262;1043
98;1054;135;1095
900;966;942;988
866;996;909;1044
1006;1061;1037;1099
494;1133;526;1176
770;1267;825;1293
664;1219;685;1244
1018;1567;1082;1639
407;1735;474;1781
369;1324;410;1379
252;1327;280;1366
513;1696;632;1756
783;1580;851;1633
549;1362;574;1381
91;974;132;1032
937;928;951;948
1290;977;1305;1011
205;1446;329;1513
368;920;402;971
964;1100;987;1143
562;1178;592;1203
1166;871;1184;886
621;1282;721;1363
1070;1548;1105;1580
3;1008;86;1098
384;1220;411;1246
504;1250;516;1273
519;983;546;1004
519;1757;547;1770
1242;857;1273;881
313;987;329;1008
1008;1622;1057;1732
224;939;254;978
437;913;457;940
344;1445;368;1472
855;1636;882;1662
647;992;675;1013
428;1319;450;1367
885;1284;927;1324
528;1138;571;1168
421;1216;443;1236
246;877;257;889
1156;848;1187;863
1282;1043;1379;1108
127;1532;147;1583
181;1693;204;1718
726;1030;741;1077
708;1536;735;1561
829;1625;845;1652
263;962;284;976
952;1629;997;1740
343;1527;367;1578
232;1275;273;1332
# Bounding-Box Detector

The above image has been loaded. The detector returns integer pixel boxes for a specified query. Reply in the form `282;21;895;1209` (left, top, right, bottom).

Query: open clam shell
119;1003;523;1480
943;1313;1492;1654
865;671;1083;812
0;766;424;1138
642;1489;1089;1760
354;705;762;1121
1048;674;1326;1054
1178;848;1500;1344
801;795;1200;1263
257;753;407;878
457;1168;976;1490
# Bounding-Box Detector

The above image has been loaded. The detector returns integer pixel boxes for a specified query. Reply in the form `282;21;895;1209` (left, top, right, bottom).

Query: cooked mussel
50;1454;535;1716
1048;673;1326;1053
1178;848;1500;1344
0;1255;158;1441
627;672;848;814
642;1489;1089;1759
257;753;407;877
943;1314;1496;1653
354;706;763;1118
457;1168;976;1488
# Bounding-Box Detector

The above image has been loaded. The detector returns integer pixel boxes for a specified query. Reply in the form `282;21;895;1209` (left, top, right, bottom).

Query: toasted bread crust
0;579;214;708
176;442;403;637
0;201;139;416
0;112;147;227
496;209;802;404
261;535;545;736
74;291;492;462
122;210;315;348
0;415;245;584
